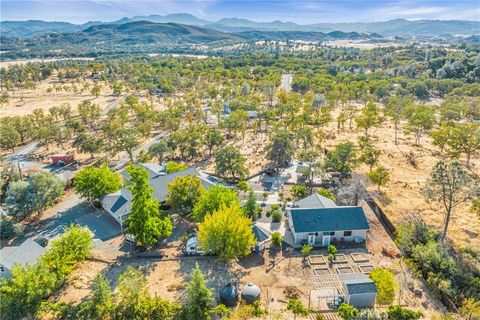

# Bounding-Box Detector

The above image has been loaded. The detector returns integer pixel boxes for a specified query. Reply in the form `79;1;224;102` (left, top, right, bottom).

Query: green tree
460;298;480;320
316;189;336;202
403;104;435;146
167;175;205;215
111;128;141;161
301;244;313;257
338;303;360;320
386;95;411;145
215;146;248;181
204;127;225;157
74;134;104;158
368;166;390;192
198;203;255;261
77;100;101;128
148;141;171;164
4;171;65;222
114;266;149;319
355;103;383;137
422;160;478;241
183;263;214;320
358;138;381;172
243;188;259;220
266;130;294;170
192;185;240;222
369;268;397;305
165;161;188;173
291;184;309;200
124;165;172;248
74;165;122;206
287;298;309;320
77;274;113;320
324;142;357;177
0;125;20;152
0;217;17;240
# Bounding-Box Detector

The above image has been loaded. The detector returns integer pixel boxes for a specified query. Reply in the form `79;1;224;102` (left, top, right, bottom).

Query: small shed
51;154;74;165
219;283;238;307
241;282;261;304
252;224;271;253
340;273;377;308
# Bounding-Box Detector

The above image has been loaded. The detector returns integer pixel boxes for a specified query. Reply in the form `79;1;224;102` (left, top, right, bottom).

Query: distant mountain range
2;21;381;50
2;14;479;37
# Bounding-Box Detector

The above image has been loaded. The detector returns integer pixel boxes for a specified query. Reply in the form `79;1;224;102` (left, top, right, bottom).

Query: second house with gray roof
100;163;215;224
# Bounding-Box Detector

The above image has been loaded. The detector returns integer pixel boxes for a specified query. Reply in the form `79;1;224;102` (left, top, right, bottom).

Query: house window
0;266;5;273
323;231;334;236
344;231;352;236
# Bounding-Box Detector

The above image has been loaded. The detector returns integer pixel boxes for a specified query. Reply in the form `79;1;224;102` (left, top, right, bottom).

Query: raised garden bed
314;268;331;275
351;252;369;263
308;255;326;265
336;266;354;274
332;254;347;264
358;265;374;274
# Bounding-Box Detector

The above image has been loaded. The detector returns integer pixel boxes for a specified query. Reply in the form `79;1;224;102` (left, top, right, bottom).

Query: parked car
185;236;204;255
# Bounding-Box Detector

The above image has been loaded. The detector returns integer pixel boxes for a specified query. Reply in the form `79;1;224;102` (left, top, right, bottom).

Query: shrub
271;231;283;246
271;209;282;223
327;244;337;255
301;244;313;257
386;305;423;320
338;303;360;320
369;268;397;304
316;188;336;202
270;203;280;210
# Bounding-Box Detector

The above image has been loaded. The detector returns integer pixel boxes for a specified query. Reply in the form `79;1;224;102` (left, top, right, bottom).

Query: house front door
322;235;331;247
307;234;315;245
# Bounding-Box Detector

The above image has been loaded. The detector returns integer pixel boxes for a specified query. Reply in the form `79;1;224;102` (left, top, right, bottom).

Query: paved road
26;193;121;241
281;73;292;92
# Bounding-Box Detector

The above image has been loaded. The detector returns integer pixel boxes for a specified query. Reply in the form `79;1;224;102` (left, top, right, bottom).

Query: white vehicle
185;236;204;255
125;234;135;243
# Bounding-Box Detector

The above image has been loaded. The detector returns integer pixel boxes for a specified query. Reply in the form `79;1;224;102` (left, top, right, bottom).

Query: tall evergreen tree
125;165;172;248
184;263;213;320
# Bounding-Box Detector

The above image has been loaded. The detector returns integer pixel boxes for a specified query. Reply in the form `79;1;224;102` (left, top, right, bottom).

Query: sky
1;0;479;24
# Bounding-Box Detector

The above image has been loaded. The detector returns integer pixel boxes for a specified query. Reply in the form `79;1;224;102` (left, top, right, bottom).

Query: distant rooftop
0;238;47;270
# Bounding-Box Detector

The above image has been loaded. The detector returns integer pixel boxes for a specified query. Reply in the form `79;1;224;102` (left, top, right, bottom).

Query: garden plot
336;266;354;274
358;265;374;274
332;254;347;264
314;267;331;275
308;255;326;265
351;252;369;263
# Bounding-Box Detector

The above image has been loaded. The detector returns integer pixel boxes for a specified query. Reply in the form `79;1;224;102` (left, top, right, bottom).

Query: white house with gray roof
0;238;47;280
287;193;369;246
100;163;216;224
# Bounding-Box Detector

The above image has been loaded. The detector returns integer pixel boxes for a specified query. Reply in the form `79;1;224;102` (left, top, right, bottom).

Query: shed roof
290;206;369;233
0;238;47;269
252;224;271;244
340;273;377;294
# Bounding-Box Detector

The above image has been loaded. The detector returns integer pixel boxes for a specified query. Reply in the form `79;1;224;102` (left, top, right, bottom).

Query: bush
316;188;336;202
338;303;360;320
386;305;423;320
271;231;283;246
369;268;397;304
271;209;282;223
0;218;17;240
327;244;337;255
270;203;280;210
301;244;313;257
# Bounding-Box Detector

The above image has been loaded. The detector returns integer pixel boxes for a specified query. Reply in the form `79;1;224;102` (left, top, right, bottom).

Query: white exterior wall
292;229;368;245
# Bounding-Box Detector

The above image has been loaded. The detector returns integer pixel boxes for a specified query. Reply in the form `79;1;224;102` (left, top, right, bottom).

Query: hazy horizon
2;0;479;24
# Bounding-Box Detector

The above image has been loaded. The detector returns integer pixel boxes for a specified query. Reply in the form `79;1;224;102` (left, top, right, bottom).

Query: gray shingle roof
0;238;47;269
252;224;271;244
295;193;337;209
101;165;215;219
340;273;377;294
290;206;369;233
